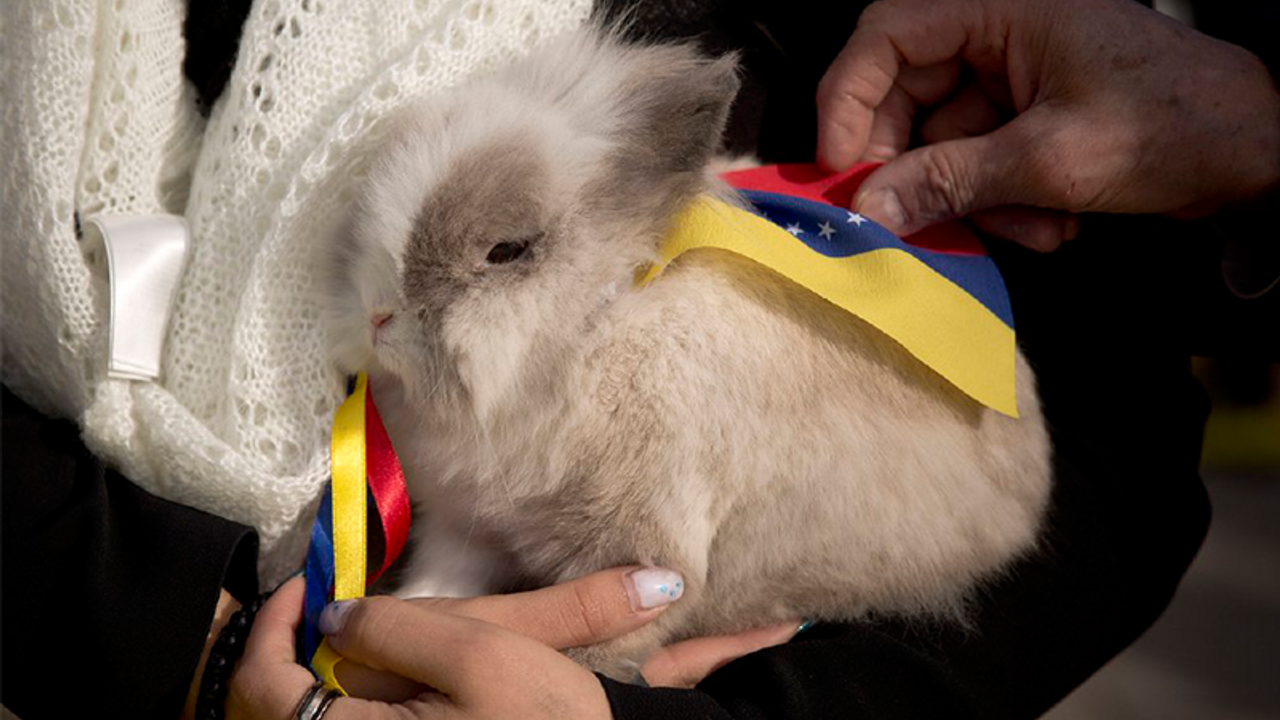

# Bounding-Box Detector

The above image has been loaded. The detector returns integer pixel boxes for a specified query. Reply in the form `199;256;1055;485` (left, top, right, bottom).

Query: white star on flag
785;223;804;236
817;221;836;239
847;211;867;226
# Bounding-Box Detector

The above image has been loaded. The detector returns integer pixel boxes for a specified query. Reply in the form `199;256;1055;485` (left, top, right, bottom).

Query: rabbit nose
371;312;394;329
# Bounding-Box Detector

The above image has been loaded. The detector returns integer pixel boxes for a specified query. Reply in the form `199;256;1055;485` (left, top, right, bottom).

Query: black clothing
1;387;259;719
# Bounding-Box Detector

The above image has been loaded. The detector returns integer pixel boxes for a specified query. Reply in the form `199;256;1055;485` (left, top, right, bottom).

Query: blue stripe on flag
302;489;335;663
741;191;1014;329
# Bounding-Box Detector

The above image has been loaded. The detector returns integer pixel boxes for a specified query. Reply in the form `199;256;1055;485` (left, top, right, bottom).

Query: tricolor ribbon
641;163;1018;416
302;372;411;692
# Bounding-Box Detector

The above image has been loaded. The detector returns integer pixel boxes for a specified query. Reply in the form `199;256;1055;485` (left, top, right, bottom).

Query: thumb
406;566;686;650
854;112;1064;235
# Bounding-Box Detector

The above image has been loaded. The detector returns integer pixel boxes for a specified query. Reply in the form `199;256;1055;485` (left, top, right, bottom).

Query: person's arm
1;386;259;720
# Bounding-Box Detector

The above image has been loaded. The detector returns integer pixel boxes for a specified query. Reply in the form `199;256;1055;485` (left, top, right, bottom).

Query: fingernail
796;618;816;634
856;188;907;234
626;567;685;611
272;569;306;592
319;600;357;636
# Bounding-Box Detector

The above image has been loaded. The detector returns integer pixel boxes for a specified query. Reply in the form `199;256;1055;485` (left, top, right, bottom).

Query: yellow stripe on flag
312;371;371;694
639;198;1018;417
312;640;349;694
330;373;367;600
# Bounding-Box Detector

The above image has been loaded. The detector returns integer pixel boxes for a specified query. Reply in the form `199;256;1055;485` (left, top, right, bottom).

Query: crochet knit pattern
2;0;591;585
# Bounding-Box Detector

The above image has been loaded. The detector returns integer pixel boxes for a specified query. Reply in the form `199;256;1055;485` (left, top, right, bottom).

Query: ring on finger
294;680;341;720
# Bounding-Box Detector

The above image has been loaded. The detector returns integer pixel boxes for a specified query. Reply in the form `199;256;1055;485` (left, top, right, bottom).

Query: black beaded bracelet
195;592;272;720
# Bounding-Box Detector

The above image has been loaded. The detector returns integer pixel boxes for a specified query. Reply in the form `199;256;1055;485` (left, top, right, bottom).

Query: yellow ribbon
312;372;370;694
331;373;368;601
311;640;347;694
639;197;1018;416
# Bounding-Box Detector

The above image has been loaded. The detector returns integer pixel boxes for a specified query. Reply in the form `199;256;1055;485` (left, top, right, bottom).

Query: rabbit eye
485;241;528;265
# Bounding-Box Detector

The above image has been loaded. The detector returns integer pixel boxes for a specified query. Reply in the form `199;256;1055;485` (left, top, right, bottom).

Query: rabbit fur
324;26;1052;679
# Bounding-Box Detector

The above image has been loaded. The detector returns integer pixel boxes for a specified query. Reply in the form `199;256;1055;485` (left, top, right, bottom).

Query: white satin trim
81;215;188;381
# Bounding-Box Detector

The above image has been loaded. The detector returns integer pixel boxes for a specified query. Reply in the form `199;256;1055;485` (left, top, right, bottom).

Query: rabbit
324;26;1052;680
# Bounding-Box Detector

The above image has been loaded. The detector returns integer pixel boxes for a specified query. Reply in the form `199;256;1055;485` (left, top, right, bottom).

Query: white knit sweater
1;0;590;586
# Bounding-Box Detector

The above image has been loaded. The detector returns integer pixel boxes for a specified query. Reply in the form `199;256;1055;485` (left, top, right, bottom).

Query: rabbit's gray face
329;29;740;421
401;135;552;319
392;128;595;419
330;87;629;420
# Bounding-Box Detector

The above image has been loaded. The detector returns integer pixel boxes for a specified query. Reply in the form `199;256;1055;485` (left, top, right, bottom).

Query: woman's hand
816;0;1280;250
230;576;610;719
229;571;800;718
315;592;617;720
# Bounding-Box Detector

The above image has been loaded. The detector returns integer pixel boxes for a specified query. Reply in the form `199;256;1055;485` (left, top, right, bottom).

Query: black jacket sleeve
1;387;259;720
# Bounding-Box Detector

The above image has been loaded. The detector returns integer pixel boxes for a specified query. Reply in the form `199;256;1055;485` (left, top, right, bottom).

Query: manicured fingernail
796;618;816;634
856;188;906;234
626;567;685;610
319;600;356;636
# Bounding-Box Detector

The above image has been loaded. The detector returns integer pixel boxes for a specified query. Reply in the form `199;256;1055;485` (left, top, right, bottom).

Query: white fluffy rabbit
324;27;1051;679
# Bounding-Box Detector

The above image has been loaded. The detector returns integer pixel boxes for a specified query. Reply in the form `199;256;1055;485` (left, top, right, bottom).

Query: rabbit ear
588;43;740;219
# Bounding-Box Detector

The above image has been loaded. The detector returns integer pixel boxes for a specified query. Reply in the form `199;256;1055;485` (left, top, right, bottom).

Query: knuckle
1010;121;1095;207
562;582;613;646
917;146;975;220
1020;132;1071;196
859;0;898;30
344;596;402;650
817;69;879;121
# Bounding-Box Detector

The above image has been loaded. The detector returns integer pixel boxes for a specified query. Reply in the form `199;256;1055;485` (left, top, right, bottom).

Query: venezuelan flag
641;163;1017;417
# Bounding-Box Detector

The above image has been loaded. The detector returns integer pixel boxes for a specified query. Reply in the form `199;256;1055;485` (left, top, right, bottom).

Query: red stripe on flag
364;386;411;585
720;163;987;257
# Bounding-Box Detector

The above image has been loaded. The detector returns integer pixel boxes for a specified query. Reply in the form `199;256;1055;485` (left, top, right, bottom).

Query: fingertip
855;186;909;235
970;207;1070;252
760;620;805;645
625;566;685;612
259;577;306;626
277;575;307;598
815;44;883;173
1062;213;1081;241
242;578;309;668
319;599;358;636
639;620;803;689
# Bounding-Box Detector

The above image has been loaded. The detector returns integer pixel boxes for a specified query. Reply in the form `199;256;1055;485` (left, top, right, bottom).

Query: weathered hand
816;0;1280;250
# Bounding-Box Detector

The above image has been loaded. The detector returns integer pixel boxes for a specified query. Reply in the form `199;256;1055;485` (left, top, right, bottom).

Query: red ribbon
364;384;411;584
